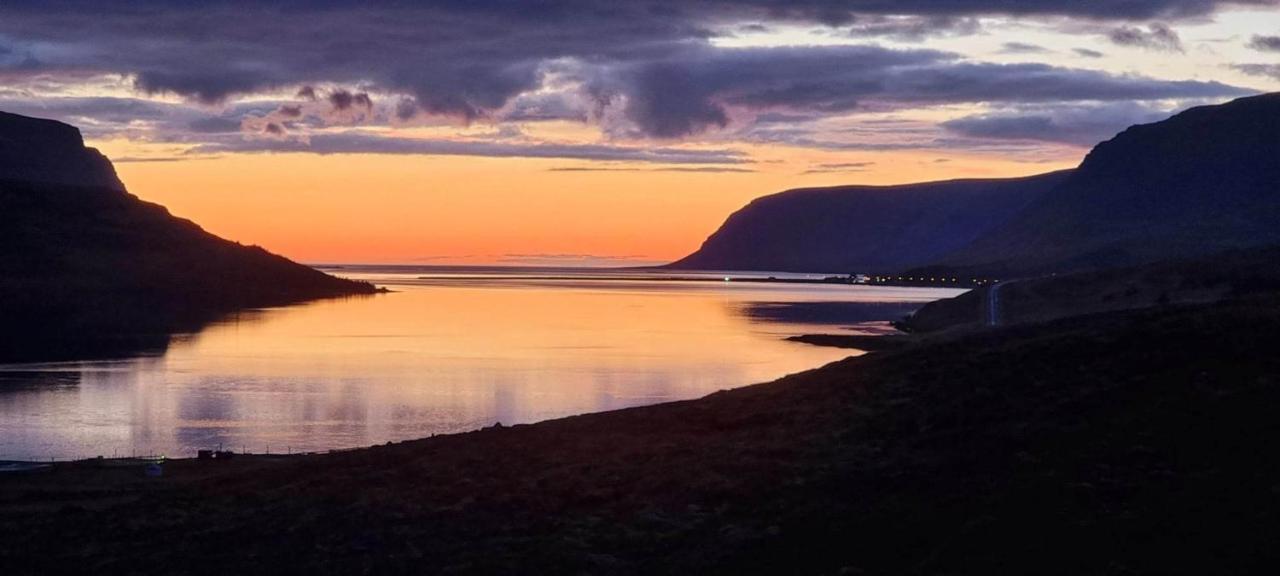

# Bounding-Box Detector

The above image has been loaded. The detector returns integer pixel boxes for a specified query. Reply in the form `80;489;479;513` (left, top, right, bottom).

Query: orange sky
107;147;1075;265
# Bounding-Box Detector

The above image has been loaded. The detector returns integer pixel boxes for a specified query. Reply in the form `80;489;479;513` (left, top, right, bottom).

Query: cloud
188;116;243;133
718;0;1275;21
1073;48;1106;58
618;61;731;138
328;90;373;111
844;15;982;42
599;45;1246;137
133;69;275;105
495;252;663;267
941;101;1178;146
1107;23;1184;52
1247;34;1280;52
1000;42;1051;54
193;131;750;164
1232;63;1280;79
111;156;190;163
0;1;1258;120
0;41;40;71
0;0;1265;160
801;161;877;174
548;166;755;173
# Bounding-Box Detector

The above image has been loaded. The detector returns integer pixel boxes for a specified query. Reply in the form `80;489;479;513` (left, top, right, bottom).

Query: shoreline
7;298;1280;574
0;328;899;467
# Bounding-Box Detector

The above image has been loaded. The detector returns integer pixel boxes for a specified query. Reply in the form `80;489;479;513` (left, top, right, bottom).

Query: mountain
669;93;1280;277
0;111;376;361
667;171;1069;273
0;111;125;191
923;93;1280;277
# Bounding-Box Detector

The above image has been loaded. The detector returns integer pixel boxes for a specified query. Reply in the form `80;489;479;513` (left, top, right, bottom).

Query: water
0;267;963;460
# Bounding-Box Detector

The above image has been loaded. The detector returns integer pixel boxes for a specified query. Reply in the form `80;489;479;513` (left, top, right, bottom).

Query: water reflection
0;268;962;460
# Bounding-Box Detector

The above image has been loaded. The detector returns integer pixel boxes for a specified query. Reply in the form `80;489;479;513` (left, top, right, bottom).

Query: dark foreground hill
0;112;376;361
667;171;1068;273
901;245;1280;333
3;292;1280;574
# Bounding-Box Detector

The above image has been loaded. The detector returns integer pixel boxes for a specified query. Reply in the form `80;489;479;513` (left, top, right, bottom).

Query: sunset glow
4;2;1279;264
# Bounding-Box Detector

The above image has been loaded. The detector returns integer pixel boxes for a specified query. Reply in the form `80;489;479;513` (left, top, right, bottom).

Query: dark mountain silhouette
667;171;1069;273
670;93;1280;277
0;111;124;191
0;111;376;361
926;92;1280;276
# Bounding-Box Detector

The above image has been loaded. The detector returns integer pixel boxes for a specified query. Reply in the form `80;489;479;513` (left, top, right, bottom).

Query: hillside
666;171;1069;273
900;245;1280;333
0;111;124;191
0;111;376;361
919;93;1280;276
672;93;1280;277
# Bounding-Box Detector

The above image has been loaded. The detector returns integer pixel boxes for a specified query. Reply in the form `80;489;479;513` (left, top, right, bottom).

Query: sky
2;0;1279;265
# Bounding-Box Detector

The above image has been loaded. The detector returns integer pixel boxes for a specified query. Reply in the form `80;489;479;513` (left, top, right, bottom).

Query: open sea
0;266;963;460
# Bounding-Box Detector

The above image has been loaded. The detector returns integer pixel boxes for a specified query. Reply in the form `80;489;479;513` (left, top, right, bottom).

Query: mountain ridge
0;110;125;191
667;171;1070;273
924;92;1280;276
669;93;1280;277
0;110;376;361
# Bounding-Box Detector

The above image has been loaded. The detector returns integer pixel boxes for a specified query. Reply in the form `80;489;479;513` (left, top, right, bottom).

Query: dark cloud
1107;23;1184;52
328;90;372;111
0;96;174;123
0;1;1261;118
496;252;659;266
133;69;274;104
801;161;876;174
941;102;1176;146
1073;48;1106;58
1248;34;1280;52
193;131;750;164
844;15;982;42
607;44;1246;137
1000;42;1051;54
619;62;730;138
752;112;821;124
0;0;1265;155
814;161;876;169
499;92;589;122
1232;63;1280;79
188;116;242;133
548;166;755;173
112;156;192;163
0;41;40;71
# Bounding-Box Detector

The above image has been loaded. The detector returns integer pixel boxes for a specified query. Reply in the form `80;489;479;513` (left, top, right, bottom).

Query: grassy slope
3;296;1280;574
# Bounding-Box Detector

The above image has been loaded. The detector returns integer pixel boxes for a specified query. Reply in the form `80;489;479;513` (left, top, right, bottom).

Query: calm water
0;267;962;460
